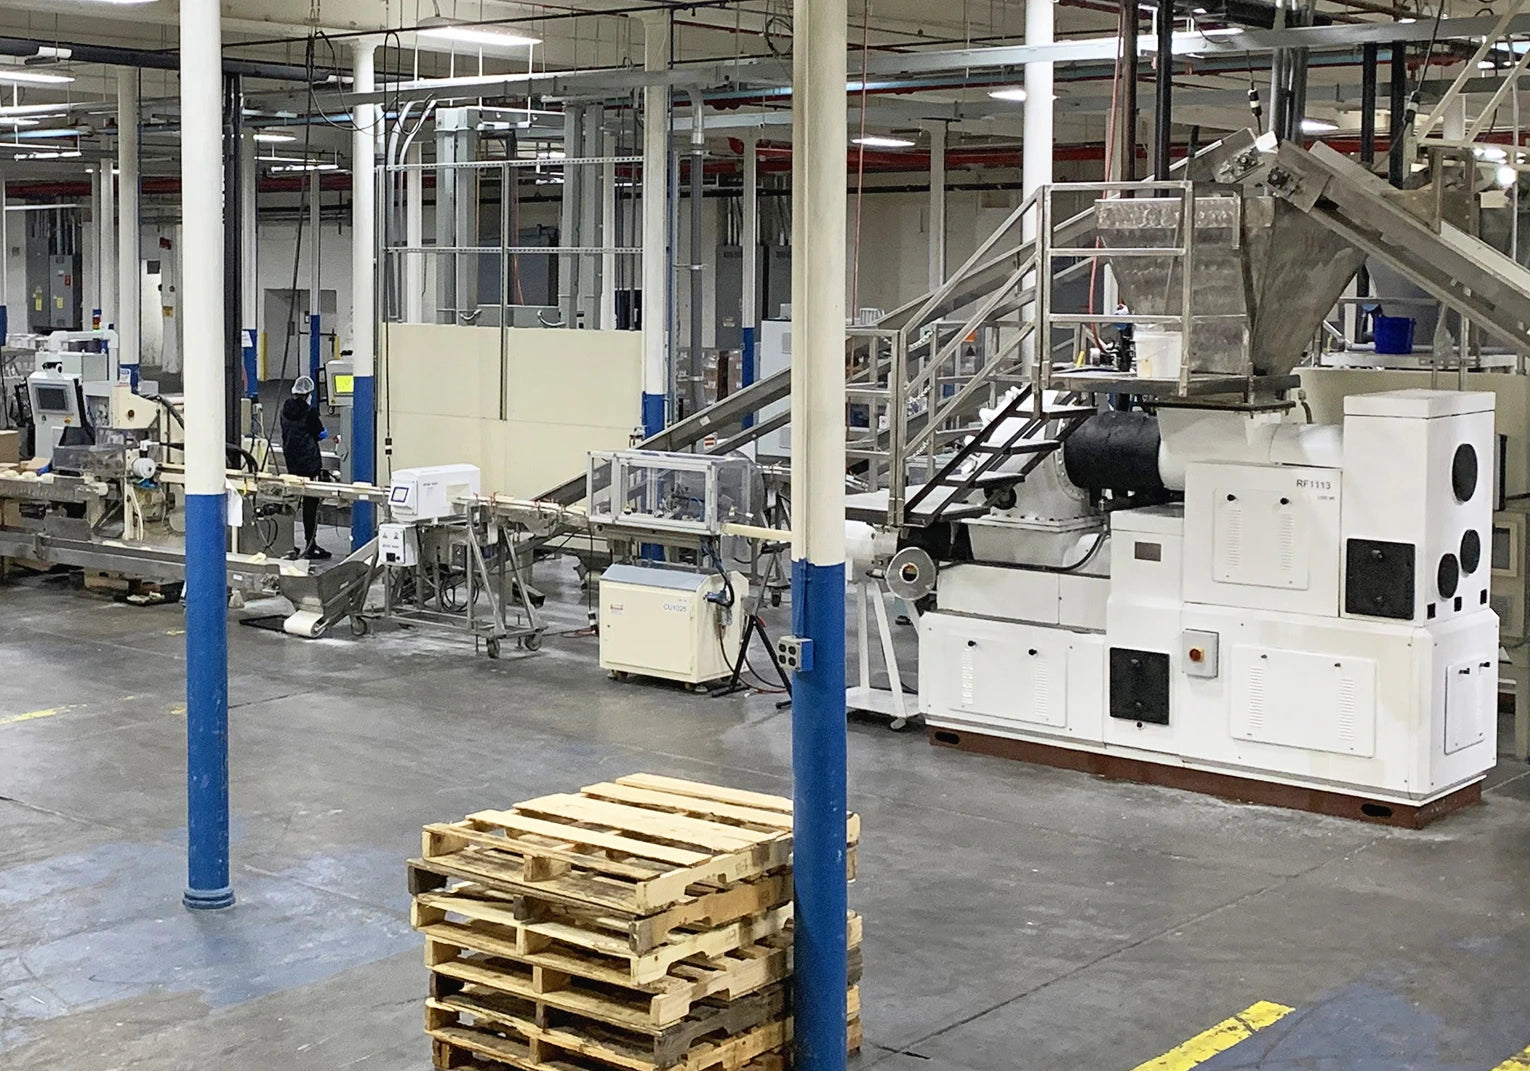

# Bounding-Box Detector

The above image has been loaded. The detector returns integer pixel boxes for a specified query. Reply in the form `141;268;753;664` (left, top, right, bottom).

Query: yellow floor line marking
1492;1045;1530;1070
1129;1000;1295;1071
0;704;81;728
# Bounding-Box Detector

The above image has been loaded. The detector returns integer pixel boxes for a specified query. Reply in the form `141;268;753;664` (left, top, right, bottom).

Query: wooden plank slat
513;795;779;852
579;783;796;831
427;822;675;881
466;810;715;868
613;775;794;815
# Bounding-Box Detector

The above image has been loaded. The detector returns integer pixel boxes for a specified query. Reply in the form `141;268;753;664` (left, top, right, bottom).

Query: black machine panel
1109;648;1171;725
1345;538;1416;619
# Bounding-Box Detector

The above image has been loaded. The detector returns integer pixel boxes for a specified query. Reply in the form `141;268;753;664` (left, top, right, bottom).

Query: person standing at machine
280;375;334;560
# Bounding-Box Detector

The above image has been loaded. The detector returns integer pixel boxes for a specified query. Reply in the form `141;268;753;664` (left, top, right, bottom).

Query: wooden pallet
428;989;862;1071
415;775;859;918
417;899;794;986
422;915;866;1028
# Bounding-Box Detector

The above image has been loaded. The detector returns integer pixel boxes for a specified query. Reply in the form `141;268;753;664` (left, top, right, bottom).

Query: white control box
388;464;480;523
599;564;748;685
378;522;417;566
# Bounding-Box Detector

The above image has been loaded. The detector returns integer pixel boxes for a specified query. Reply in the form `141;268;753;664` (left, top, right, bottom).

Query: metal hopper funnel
1094;191;1365;379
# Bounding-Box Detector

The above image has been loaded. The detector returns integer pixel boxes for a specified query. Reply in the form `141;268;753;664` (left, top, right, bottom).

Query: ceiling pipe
0;35;342;83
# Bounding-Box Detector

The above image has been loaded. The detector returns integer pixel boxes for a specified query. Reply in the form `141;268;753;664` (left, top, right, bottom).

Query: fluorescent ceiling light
0;117;39;127
1475;145;1509;162
0;103;72;117
253;132;297;143
988;86;1027;102
8;149;82;160
0;69;75;86
1498;163;1519;187
269;162;340;172
1300;118;1338;134
418;24;541;48
852;134;916;148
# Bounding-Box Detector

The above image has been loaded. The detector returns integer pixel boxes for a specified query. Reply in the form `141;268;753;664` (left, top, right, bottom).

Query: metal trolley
377;503;545;658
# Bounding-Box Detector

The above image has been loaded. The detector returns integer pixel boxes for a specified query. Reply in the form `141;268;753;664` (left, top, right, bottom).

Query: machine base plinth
928;727;1482;828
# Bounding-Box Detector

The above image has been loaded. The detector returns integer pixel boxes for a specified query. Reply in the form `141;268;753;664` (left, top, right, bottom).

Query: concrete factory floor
2;552;1530;1071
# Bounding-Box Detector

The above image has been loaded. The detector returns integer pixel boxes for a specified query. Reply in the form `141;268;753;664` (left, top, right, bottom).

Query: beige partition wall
380;323;642;496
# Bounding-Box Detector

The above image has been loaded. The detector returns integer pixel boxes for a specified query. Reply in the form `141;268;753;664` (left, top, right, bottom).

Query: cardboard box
0;430;18;465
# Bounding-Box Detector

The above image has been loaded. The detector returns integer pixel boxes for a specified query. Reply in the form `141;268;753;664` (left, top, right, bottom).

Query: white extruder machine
867;134;1529;822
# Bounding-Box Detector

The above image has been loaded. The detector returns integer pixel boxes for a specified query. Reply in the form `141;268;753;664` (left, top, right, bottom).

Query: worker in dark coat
280;375;333;560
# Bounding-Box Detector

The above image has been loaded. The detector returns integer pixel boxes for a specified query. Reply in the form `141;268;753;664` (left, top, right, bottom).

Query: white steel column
1023;0;1055;234
640;13;671;436
927;122;947;290
90;167;103;325
0;166;9;341
788;0;848;1063
405;142;424;322
740;137;759;397
100;156;115;332
179;0;233;912
350;38;378;542
601;128;617;330
240;129;257;397
117;68;141;377
308;169;321;380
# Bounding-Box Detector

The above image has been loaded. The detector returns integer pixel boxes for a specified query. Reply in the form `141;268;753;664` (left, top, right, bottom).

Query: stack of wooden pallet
408;773;862;1071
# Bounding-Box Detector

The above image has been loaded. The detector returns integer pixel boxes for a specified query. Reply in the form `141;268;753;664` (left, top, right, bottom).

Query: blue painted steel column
0;307;8;343
184;493;233;909
180;0;234;912
242;329;258;398
789;559;847;1070
642;392;666;438
789;0;848;1063
350;39;378;547
740;326;756;429
308;312;322;382
352;374;375;540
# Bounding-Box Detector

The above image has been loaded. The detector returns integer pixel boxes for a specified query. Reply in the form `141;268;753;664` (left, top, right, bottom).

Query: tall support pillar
641;14;671;436
1122;0;1139;180
405;142;424;323
789;0;848;1063
309;169;322;381
927;122;947;291
1153;0;1173;177
740;137;758;424
1023;0;1054;369
0;165;8;342
90;167;103;327
601;128;617;330
100;156;115;336
351;39;378;544
179;0;233;913
240;129;258;399
118;68;142;384
1388;43;1407;188
223;73;244;441
559;106;583;329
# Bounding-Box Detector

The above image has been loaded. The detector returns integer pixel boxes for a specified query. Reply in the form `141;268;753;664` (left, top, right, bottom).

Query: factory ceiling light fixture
852;134;916;148
253;132;297;143
417;16;541;48
988;87;1028;102
0;69;75;86
1299;118;1338;134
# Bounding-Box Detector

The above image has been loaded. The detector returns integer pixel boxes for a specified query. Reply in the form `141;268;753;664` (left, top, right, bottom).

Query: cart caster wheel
524;632;543;652
350;617;370;638
770;592;782;608
309;620;329;639
608;670;628;681
486;639;502;659
889;717;908;732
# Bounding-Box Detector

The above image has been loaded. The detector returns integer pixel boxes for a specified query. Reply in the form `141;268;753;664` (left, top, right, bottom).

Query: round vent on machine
1452;443;1478;503
1438;553;1461;598
1461;529;1482;574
